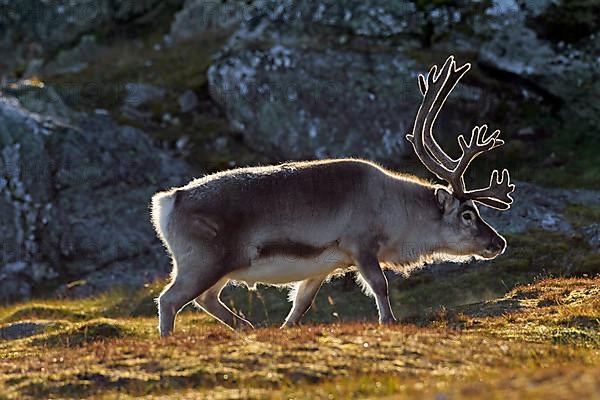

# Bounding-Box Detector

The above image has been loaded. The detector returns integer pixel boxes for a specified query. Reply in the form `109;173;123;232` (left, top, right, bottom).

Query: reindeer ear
435;187;455;213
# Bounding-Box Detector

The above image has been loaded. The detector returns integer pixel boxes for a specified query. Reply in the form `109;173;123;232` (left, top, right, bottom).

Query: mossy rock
2;305;90;323
531;0;600;43
32;319;133;347
564;204;600;229
0;321;56;341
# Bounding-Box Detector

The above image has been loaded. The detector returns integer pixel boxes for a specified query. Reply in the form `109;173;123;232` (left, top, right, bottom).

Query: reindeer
151;56;515;336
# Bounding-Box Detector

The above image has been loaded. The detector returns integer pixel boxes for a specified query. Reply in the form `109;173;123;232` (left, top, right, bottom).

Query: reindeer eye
461;211;474;222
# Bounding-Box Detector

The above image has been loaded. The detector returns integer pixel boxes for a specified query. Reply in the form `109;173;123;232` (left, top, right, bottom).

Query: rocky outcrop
0;84;189;302
209;46;421;161
474;0;600;134
207;0;600;162
0;321;57;340
481;181;600;251
170;0;253;42
0;0;183;77
207;1;427;161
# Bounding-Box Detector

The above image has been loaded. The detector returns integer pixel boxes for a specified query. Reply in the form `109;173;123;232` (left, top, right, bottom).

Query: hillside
1;1;599;398
1;276;599;399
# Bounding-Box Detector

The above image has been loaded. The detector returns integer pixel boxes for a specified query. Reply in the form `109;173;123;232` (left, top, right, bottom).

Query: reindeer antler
407;56;515;210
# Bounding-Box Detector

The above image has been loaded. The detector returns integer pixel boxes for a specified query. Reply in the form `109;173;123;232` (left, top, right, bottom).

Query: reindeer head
407;56;515;260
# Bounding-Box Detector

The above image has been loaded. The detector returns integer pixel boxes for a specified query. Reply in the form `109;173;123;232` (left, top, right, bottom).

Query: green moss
527;130;600;189
45;34;225;114
577;254;600;276
565;204;600;229
492;229;594;273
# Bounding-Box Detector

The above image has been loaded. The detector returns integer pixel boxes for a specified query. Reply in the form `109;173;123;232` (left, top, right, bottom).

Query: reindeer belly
227;246;351;285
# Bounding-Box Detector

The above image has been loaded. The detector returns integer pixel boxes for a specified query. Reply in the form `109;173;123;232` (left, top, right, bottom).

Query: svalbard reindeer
151;55;515;336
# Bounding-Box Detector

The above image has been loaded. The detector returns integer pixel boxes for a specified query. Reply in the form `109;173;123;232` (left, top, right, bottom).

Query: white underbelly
227;247;352;285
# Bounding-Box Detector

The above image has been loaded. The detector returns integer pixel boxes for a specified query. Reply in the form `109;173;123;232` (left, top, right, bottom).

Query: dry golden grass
0;277;599;399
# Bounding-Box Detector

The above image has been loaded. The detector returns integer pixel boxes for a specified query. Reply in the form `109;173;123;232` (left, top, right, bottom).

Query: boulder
209;46;421;161
476;0;600;133
0;84;189;302
0;321;55;340
480;181;600;249
207;0;600;162
170;0;253;42
178;90;199;113
207;1;427;161
0;0;181;77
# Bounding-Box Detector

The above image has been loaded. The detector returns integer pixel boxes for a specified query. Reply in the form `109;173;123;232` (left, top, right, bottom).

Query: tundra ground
1;275;599;400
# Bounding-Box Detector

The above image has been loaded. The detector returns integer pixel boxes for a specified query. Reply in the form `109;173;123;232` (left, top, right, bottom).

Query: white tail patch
151;190;176;248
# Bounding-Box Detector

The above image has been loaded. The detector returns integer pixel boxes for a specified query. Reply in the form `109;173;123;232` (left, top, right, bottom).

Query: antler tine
466;169;515;210
422;58;471;170
418;74;427;96
421;60;506;173
407;56;464;182
408;55;515;210
448;125;503;198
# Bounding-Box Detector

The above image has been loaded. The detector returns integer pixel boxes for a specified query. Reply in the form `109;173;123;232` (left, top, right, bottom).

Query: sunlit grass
1;277;599;399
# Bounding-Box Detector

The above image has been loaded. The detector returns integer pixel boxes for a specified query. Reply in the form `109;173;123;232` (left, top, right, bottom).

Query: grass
1;274;599;399
565;203;600;229
1;227;598;399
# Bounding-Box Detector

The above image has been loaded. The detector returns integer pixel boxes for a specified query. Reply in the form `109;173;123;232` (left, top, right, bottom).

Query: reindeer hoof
280;321;299;329
234;320;255;331
380;317;397;325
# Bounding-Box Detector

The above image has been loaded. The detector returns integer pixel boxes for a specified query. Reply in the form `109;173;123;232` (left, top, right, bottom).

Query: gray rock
0;274;32;303
3;82;74;122
480;181;573;235
42;35;99;75
480;181;600;248
202;2;508;161
0;83;190;302
581;224;600;252
207;0;600;162
477;0;600;132
178;90;199;113
123;83;166;109
4;261;27;274
0;0;180;78
210;47;423;160
170;0;252;42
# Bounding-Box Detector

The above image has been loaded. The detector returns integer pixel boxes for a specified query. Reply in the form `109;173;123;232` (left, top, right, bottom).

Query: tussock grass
30;318;135;348
0;277;599;399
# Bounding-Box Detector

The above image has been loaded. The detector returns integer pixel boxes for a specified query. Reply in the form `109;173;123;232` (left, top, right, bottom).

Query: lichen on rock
0;84;189;302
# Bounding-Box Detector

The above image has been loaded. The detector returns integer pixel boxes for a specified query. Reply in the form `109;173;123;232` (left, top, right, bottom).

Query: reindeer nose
487;235;506;253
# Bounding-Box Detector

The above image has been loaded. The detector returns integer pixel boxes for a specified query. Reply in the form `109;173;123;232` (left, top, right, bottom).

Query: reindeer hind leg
194;278;254;330
157;258;225;337
282;275;327;328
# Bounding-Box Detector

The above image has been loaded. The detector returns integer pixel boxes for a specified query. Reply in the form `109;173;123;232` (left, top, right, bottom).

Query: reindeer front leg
355;251;397;324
